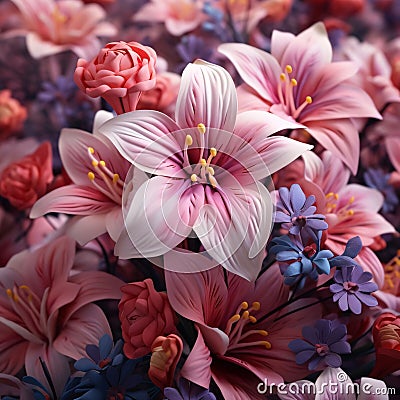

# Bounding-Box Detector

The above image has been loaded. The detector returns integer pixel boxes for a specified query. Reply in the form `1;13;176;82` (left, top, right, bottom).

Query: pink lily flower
164;254;322;400
6;0;116;59
0;236;124;395
30;111;131;245
133;0;206;37
278;367;389;400
219;22;381;174
300;151;395;287
99;60;312;281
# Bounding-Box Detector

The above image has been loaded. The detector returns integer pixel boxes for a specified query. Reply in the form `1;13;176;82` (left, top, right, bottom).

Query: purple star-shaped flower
330;265;378;314
289;319;351;370
275;184;328;244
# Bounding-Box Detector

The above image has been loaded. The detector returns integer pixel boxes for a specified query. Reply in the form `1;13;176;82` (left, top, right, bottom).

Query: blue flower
74;334;124;372
329;236;362;269
275;184;328;244
289;319;351;370
270;234;333;288
164;378;217;400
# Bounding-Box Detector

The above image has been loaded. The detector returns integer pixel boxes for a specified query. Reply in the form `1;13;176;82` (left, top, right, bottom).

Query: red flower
0;90;27;140
119;279;177;358
74;41;157;114
371;312;400;377
0;142;53;210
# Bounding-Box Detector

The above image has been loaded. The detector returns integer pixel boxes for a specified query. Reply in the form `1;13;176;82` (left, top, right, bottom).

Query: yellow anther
200;158;207;167
19;285;29;290
258;330;269;336
6;289;12;298
88;172;95;181
263;341;272;349
241;301;249;309
325;192;333;198
249;316;257;323
228;314;241;323
113;174;120;183
99;160;106;167
197;123;206;134
92;160;99;167
349;196;355;204
209;175;218;188
88;147;95;154
242;311;250;319
210;148;217;157
334;193;339;200
285;65;293;74
207;166;215;176
252;301;260;311
280;73;286;81
291;78;297;86
347;209;354;216
306;96;313;104
185;135;193;146
190;174;198;182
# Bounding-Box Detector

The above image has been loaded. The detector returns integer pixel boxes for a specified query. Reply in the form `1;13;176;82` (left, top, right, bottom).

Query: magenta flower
99;60;312;281
165;254;322;399
30;111;131;245
219;22;381;174
6;0;117;59
0;236;124;396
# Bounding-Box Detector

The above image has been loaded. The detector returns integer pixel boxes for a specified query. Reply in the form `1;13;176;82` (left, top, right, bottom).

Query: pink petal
358;378;389;400
193;182;272;281
306;120;360;175
25;33;68;59
53;303;112;361
0;327;29;375
60;127;130;184
236;84;269;112
98;110;185;177
219;43;281;104
25;343;70;397
92;110;114;135
270;29;295;63
176;60;237;132
116;176;201;258
279;22;332;83
180;328;212;389
30;185;116;218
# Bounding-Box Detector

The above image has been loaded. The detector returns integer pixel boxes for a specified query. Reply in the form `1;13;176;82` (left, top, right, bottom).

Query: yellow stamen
88;147;94;154
113;174;119;183
208;175;218;188
228;314;241;324
197;123;206;134
334;193;339;200
280;73;286;81
249;316;257;323
92;160;98;167
190;174;198;182
252;301;261;311
306;96;312;104
210;148;217;157
99;160;106;167
185;135;193;146
88;172;95;181
258;330;269;336
6;289;12;298
200;158;207;167
347;209;354;216
242;311;250;319
291;78;297;86
207;167;215;176
349;196;355;204
263;341;272;349
285;65;293;74
325;192;334;198
241;301;249;309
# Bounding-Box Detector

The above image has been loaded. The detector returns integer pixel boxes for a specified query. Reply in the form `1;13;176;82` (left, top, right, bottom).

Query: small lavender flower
329;236;362;269
74;334;123;372
270;234;333;288
289;319;351;370
330;265;378;314
363;168;399;213
176;35;214;73
164;378;217;400
275;184;328;243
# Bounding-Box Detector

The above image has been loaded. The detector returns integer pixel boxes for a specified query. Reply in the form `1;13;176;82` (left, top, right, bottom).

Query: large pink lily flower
6;0;116;59
99;60;312;281
164;254;321;400
300;151;395;287
0;236;124;395
30;111;131;245
219;22;381;174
